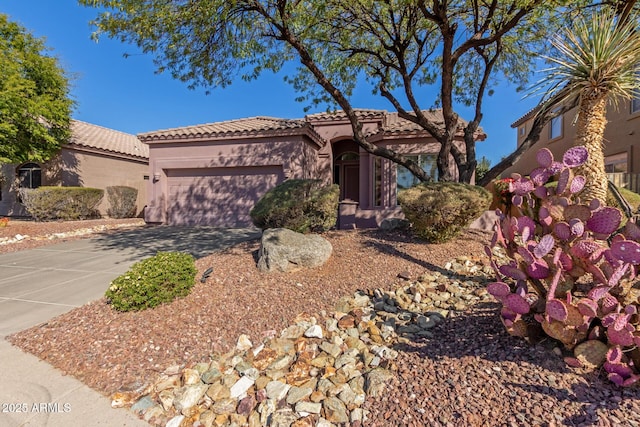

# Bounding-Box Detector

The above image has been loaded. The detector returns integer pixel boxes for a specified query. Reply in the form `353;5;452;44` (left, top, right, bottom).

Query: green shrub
398;182;491;243
106;186;138;218
250;179;339;233
105;251;197;312
20;186;104;221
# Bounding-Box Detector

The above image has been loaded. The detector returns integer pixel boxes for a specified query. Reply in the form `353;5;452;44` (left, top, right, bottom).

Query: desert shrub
20;186;104;221
250;179;339;233
107;186;138;218
105;251;197;312
397;182;491;243
487;146;640;387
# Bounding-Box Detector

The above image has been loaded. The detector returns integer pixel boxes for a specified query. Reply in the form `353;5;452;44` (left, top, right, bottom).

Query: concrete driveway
0;225;260;427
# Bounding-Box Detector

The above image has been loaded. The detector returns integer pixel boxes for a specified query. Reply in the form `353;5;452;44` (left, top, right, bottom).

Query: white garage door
166;166;284;227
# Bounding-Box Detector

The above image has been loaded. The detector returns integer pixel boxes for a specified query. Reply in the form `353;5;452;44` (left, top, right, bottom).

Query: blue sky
2;0;541;166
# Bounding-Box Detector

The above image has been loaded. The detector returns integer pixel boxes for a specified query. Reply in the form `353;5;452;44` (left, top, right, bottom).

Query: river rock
173;384;208;411
257;228;333;272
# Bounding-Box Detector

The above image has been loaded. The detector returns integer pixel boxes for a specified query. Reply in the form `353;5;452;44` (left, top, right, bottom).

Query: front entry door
342;164;360;202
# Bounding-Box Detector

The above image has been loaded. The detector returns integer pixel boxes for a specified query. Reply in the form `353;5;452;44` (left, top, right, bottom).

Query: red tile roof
138;116;325;146
68;120;148;159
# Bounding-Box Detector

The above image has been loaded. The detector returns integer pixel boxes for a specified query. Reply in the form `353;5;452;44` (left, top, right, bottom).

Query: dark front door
343;164;360;201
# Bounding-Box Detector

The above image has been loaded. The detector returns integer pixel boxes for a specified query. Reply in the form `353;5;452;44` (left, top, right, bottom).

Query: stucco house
504;97;640;191
0;120;149;217
140;109;485;228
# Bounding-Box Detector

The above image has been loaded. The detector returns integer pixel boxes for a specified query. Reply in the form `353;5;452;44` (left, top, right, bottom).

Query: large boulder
257;228;332;272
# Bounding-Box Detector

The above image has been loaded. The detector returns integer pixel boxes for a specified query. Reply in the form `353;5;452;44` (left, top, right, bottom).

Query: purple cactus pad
536;148;554;168
498;265;528;281
554;222;571;240
526;259;550;279
548;162;564;175
546;298;568;321
607;346;623;364
623;221;640;240
562;146;588;168
589;198;601;210
505;293;531;314
587;207;622;235
512;194;523;207
569;175;586;194
564;357;583;368
577;299;598;318
608;373;625;387
556;168;571;194
516;216;536;238
530;167;552;186
569;219;585;237
487;281;511;298
512;178;535;195
517;246;535;264
607;326;635;347
611;240;640;264
570;240;604;262
534;234;555;258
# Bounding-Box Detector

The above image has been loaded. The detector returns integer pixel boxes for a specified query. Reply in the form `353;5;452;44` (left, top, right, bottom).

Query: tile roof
138;116;324;145
510;106;540;128
68;120;148;159
305;109;386;121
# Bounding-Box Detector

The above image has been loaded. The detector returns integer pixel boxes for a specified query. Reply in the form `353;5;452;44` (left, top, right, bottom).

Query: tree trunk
575;95;608;204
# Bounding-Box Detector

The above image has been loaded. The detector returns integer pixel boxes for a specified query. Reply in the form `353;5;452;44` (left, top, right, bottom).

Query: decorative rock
270;408;300;426
229;376;255;399
292;416;316;427
211;398;238;415
237;395;256;417
174;385;208;411
166;415;185;427
182;368;202;386
266;380;291;401
206;382;230;401
286;386;314;404
304;325;323;339
322;396;349;423
131;396;154;414
201;367;222;384
133;255;496;427
257;228;333;272
236;334;253;352
365;369;395;397
319;342;342;358
295;401;322;415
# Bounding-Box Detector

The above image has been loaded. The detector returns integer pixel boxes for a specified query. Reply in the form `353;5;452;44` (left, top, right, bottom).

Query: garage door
166;166;284;227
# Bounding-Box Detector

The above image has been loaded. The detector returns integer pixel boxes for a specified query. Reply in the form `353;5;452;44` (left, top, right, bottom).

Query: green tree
528;9;640;203
79;0;575;183
475;156;491;183
0;14;73;163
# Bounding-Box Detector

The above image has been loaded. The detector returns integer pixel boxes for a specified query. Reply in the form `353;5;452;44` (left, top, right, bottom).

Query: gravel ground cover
4;219;640;426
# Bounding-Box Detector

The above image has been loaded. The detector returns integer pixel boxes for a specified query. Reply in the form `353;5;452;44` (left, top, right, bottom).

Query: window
519;126;526;137
397;154;438;194
550;110;563;139
373;157;382;206
18;163;42;189
605;153;628;173
632;96;640;114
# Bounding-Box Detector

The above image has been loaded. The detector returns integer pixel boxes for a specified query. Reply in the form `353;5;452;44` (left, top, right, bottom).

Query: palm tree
531;9;640;204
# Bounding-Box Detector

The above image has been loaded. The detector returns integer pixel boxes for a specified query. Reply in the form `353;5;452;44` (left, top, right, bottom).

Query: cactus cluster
486;146;640;387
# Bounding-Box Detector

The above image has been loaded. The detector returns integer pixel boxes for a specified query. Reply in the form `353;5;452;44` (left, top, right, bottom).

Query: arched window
18;163;42;189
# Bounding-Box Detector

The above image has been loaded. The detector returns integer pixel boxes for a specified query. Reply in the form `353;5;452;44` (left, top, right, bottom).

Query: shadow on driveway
89;225;262;261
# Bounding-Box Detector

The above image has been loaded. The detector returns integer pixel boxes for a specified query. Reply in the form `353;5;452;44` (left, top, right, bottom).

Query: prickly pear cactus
487;146;640;387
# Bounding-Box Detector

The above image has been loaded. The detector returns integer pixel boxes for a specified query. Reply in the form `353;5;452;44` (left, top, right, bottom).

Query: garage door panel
166;166;282;227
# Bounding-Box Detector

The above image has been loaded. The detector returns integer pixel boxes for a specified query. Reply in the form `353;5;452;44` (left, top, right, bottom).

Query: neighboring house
505;98;640;190
0;120;149;217
140;109;485;228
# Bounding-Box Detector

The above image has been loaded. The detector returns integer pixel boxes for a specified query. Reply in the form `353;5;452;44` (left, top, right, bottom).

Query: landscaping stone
257;228;333;272
123;255;496;427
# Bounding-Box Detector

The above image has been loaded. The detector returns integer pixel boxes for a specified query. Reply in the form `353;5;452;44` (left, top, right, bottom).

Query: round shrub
398;182;491;243
250;179;339;233
105;251;197;312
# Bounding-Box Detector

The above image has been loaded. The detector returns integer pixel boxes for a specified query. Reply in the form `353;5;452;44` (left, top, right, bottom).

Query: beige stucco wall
505;100;640;178
0;148;148;218
145;135;320;224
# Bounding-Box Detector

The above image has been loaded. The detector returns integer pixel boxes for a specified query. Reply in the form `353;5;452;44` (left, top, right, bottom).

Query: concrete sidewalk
0;226;260;426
